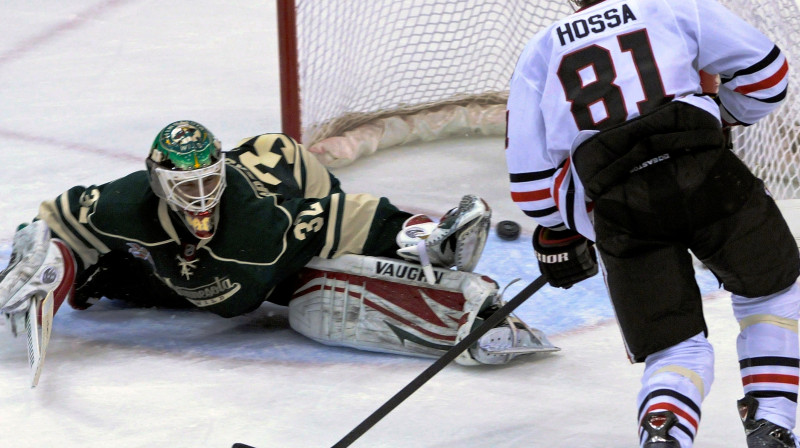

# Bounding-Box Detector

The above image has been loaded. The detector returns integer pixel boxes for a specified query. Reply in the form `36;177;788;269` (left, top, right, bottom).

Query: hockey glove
532;226;598;289
0;221;75;315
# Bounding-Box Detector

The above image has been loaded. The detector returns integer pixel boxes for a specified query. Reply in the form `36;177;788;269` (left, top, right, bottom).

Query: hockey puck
496;220;521;241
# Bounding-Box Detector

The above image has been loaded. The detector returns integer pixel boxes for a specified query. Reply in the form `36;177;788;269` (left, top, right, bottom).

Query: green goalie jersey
36;133;410;317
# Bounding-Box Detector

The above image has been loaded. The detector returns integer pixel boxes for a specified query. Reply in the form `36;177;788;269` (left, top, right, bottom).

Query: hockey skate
455;286;560;366
641;411;680;447
396;194;491;284
738;395;800;448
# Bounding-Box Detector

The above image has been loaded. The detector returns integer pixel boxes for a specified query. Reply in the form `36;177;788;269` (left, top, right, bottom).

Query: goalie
0;120;556;373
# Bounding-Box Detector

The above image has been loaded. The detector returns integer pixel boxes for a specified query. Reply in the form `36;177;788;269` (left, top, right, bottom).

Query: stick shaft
332;275;548;448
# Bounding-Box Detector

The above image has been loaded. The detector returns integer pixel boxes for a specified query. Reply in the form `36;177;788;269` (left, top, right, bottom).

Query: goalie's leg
288;256;489;359
287;255;557;365
455;283;559;366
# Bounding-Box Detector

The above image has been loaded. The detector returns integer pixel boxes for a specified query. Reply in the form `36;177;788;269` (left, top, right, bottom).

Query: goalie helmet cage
277;0;800;199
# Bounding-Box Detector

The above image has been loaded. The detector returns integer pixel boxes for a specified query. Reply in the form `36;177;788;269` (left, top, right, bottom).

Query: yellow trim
329;193;381;258
37;198;99;267
653;365;706;398
157;200;181;244
58;193;111;254
319;194;340;258
739;314;798;333
278;135;297;164
298;140;333;198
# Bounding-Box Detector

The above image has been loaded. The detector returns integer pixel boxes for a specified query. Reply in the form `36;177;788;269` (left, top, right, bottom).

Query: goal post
277;0;800;202
277;0;301;142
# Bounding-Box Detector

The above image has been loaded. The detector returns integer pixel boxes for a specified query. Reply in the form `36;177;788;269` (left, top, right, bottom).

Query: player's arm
1;178;131;316
230;133;344;199
35;184;113;271
506;38;598;288
690;0;789;126
506;41;570;231
291;135;345;198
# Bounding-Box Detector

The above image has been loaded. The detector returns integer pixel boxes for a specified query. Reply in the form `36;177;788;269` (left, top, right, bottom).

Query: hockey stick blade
25;292;54;388
330;274;549;448
24;300;40;381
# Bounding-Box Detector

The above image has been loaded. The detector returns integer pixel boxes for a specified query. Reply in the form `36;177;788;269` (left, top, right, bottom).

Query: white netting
293;0;573;164
291;0;799;197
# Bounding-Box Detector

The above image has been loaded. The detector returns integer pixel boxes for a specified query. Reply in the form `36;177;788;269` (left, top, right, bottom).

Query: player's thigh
597;232;706;362
692;180;799;298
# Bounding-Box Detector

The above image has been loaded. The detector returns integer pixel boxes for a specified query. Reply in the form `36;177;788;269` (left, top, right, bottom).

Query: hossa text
556;4;637;46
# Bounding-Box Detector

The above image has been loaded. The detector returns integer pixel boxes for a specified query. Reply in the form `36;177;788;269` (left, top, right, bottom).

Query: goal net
278;0;800;199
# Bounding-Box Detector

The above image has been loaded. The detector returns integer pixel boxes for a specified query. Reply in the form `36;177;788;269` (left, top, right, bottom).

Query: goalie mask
146;120;226;239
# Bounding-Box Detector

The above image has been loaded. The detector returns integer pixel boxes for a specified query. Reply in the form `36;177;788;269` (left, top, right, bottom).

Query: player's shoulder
223;132;309;196
228;133;301;155
86;170;152;203
72;170;165;242
513;26;552;83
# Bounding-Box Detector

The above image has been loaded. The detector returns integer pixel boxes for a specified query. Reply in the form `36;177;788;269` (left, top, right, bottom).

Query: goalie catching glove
533;226;598;289
0;221;75;316
395;194;491;284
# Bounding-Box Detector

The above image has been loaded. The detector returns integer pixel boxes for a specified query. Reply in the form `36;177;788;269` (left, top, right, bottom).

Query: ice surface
0;2;791;447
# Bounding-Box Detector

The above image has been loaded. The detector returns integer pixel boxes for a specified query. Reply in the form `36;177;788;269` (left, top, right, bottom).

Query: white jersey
506;0;789;239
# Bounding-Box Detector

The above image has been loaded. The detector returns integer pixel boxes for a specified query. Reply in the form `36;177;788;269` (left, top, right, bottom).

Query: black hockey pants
573;102;800;362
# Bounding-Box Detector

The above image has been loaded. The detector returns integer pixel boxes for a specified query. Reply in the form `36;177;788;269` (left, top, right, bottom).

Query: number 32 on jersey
294;202;324;240
557;28;673;131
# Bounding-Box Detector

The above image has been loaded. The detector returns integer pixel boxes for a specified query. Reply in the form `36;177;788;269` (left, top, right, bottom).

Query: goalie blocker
288;254;558;365
0;221;76;387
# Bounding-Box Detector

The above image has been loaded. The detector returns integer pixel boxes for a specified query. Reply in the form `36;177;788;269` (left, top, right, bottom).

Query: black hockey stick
230;275;548;448
330;274;548;448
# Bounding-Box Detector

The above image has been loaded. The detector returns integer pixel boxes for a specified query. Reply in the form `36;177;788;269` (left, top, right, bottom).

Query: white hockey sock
638;332;714;448
733;284;800;431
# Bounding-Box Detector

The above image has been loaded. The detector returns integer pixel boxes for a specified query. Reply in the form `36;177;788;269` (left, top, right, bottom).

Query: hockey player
0;120;556;369
506;0;798;446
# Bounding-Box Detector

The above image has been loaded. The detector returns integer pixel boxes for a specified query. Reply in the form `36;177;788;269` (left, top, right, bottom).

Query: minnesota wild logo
166;122;204;151
177;242;198;279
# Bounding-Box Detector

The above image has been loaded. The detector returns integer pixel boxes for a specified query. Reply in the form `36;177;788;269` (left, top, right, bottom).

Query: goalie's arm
229;133;345;200
0;221;76;316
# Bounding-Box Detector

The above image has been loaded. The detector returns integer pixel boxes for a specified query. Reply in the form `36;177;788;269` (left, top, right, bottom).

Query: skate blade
488;345;561;355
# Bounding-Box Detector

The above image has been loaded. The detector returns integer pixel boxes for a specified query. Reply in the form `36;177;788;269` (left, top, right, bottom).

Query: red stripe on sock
644;403;698;432
742;373;800;386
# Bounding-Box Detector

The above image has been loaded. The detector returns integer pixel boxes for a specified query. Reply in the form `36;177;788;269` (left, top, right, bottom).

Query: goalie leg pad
455;282;561;366
288;255;499;359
